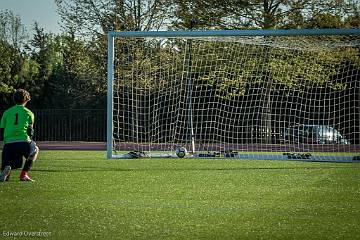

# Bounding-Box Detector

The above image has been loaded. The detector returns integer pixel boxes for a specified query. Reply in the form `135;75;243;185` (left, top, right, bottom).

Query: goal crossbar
108;29;360;38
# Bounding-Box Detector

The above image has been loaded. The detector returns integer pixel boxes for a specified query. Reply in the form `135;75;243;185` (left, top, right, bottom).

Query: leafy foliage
0;10;28;48
1;2;360;110
55;0;173;36
0;40;17;94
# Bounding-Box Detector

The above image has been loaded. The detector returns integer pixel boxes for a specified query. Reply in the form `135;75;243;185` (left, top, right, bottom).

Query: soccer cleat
5;172;11;182
0;166;11;182
20;172;34;182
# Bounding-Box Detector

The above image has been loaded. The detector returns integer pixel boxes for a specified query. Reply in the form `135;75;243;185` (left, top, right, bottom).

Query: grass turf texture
1;151;359;240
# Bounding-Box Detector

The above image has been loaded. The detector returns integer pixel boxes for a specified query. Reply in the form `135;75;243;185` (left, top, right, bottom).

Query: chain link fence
33;109;106;142
0;109;106;142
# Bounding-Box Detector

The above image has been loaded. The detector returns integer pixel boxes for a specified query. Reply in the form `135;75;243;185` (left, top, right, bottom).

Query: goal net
107;29;360;161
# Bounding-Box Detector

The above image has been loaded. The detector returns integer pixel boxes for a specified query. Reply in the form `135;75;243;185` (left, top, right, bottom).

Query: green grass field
1;151;360;240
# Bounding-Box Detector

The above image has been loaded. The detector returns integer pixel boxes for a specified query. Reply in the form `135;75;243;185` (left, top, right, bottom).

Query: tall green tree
0;40;18;94
55;0;173;36
0;40;40;108
54;0;175;108
0;10;32;108
171;0;360;29
283;0;360;29
0;10;28;49
25;23;63;107
171;0;248;29
44;32;104;109
171;0;297;29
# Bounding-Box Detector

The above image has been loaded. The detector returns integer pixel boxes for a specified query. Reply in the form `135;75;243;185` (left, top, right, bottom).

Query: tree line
1;0;360;110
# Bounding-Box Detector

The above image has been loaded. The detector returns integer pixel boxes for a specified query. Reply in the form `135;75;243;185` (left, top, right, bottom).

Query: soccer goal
107;29;360;161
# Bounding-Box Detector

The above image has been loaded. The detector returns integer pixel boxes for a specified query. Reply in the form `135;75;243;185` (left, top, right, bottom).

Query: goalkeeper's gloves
27;126;34;139
0;128;3;141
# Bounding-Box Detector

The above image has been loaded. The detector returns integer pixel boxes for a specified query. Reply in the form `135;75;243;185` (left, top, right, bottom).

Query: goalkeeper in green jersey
0;89;39;182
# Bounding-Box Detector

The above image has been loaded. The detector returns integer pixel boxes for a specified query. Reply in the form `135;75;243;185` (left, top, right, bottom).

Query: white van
284;125;350;144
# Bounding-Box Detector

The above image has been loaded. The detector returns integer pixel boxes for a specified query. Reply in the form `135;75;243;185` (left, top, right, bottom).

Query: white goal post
107;29;360;161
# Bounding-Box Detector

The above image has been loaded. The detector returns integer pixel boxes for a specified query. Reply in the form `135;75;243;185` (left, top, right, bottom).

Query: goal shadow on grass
31;165;359;173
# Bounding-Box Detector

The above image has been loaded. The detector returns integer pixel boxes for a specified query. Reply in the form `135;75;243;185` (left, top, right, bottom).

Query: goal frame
107;28;360;160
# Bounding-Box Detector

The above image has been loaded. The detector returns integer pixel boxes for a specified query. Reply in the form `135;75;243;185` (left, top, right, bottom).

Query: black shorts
1;141;33;170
